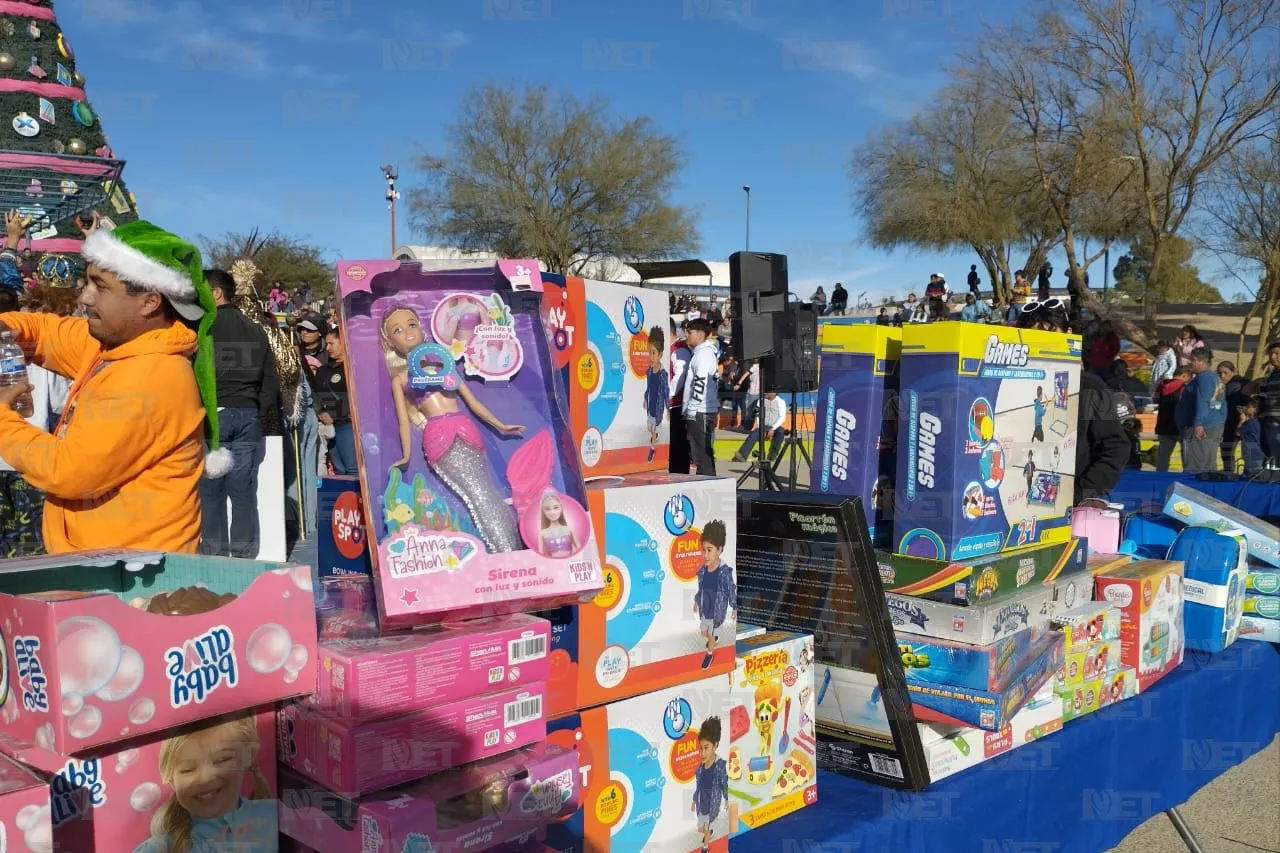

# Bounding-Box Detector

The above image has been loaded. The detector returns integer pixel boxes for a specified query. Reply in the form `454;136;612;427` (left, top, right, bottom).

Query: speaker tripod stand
736;390;811;492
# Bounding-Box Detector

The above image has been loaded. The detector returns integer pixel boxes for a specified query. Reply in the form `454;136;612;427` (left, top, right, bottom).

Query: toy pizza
728;746;742;781
772;750;815;797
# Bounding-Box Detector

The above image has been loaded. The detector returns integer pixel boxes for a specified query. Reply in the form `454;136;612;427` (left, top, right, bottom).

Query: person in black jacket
1216;360;1249;472
314;326;356;475
1016;303;1128;504
199;269;281;558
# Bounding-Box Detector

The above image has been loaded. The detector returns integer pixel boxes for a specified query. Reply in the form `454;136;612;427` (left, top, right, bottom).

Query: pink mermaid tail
508;429;555;518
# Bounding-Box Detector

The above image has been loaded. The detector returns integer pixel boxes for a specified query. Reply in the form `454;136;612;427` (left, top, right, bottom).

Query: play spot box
317;476;372;579
810;324;902;545
541;274;672;476
894;324;1082;561
543;473;737;716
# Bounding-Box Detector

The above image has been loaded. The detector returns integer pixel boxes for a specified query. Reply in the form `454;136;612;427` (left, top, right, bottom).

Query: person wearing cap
296;313;329;374
0;220;230;554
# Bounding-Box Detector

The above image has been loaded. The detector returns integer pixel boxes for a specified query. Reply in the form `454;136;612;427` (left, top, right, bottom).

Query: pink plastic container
279;742;576;853
279;682;548;794
305;614;550;722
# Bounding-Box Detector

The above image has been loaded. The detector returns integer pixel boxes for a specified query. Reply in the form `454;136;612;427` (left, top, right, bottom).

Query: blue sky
61;0;1249;300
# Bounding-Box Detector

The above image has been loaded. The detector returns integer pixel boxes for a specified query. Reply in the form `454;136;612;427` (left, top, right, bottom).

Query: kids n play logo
664;494;695;536
663;696;694;739
622;295;645;335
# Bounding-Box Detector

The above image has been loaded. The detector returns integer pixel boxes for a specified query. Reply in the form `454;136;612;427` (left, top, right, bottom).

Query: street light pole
743;185;751;251
381;164;400;257
1104;243;1110;302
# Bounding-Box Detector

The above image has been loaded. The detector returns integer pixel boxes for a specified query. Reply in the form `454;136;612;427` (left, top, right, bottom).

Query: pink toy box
0;707;277;853
279;742;579;853
279;682;547;795
304;614;550;722
0;753;71;853
0;549;317;755
336;259;604;626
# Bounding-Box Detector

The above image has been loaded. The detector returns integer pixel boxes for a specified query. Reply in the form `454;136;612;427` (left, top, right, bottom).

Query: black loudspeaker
764;303;819;393
730;251;788;361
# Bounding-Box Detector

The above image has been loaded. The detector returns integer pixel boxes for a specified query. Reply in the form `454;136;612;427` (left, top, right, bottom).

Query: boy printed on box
695;519;737;669
133;714;276;853
644;326;669;464
693;716;728;853
1032;387;1046;442
1023;451;1036;501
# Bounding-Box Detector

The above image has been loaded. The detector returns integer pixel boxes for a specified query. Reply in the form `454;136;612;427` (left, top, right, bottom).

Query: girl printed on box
538;489;579;558
132;714;276;853
380;305;526;552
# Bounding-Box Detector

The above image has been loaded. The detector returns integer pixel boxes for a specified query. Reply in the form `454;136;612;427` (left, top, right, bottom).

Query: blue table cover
735;642;1280;853
1108;470;1280;519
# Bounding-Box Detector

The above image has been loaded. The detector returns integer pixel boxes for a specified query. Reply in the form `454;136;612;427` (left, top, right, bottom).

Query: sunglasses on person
1020;298;1065;314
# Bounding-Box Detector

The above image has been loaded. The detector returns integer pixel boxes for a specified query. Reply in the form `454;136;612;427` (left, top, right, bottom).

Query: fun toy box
810;324;901;545
918;680;1063;783
337;260;604;626
895;324;1082;561
278;682;547;795
1163;483;1280;567
304;614;550;722
279;742;579;853
0;707;277;853
884;582;1053;646
0;754;58;853
895;627;1045;693
545;672;731;853
727;630;818;837
907;632;1062;731
540;274;672;476
1093;560;1185;693
0;549;317;755
318;476;373;579
1168;526;1246;653
878;538;1087;605
543;473;737;715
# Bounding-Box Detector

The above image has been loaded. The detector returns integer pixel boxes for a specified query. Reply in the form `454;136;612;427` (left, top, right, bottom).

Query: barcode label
484;730;500;747
488;666;505;683
509;635;547;664
869;754;903;779
504;695;543;726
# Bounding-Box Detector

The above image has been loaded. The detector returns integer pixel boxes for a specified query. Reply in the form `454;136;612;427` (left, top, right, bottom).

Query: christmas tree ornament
66;137;86;154
60;180;79;195
72;69;84;86
27;21;40;39
51;139;65;154
56;62;72;86
12;112;39;136
94;144;114;158
37;254;75;288
0;21;14;38
38;97;54;123
72;100;93;127
27;56;46;78
0;53;14;72
56;32;72;59
25;178;42;197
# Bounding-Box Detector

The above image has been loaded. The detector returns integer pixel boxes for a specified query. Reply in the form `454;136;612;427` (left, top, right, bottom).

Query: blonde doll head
540;490;564;529
381;305;429;427
149;713;270;853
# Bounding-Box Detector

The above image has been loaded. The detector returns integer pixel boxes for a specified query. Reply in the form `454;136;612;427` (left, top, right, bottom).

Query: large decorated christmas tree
0;0;137;283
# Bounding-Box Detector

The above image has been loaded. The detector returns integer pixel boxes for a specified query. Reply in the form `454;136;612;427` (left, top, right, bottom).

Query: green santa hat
80;221;234;478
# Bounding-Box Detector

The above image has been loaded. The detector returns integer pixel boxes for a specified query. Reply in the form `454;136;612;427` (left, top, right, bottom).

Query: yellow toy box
895;324;1082;561
1093;560;1185;693
726;630;817;837
544;474;738;716
545;673;731;853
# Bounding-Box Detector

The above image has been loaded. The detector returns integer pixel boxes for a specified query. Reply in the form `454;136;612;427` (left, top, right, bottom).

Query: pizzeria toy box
878;537;1087;606
884;581;1053;646
810;323;902;545
894;323;1082;561
279;741;579;853
336;259;605;627
303;613;550;722
0;549;317;755
542;473;737;715
278;680;547;795
0;707;277;853
918;679;1063;783
318;476;372;579
540;273;672;476
544;672;731;853
1163;483;1280;567
1093;560;1185;693
726;630;818;837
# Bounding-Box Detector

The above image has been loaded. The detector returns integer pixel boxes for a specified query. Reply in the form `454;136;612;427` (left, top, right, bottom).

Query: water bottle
0;330;34;418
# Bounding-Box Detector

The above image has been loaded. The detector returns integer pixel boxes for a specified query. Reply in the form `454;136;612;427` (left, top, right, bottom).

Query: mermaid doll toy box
540;274;672;476
336;259;605;626
542;472;737;715
894;323;1081;561
0;550;317;755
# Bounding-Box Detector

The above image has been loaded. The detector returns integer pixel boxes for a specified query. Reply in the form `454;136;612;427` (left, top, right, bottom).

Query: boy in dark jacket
1155;371;1189;472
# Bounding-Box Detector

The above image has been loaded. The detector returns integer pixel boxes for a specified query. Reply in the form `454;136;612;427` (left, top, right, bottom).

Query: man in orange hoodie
0;221;232;553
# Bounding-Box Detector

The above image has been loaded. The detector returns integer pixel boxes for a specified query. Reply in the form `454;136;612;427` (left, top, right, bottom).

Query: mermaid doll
538;490;579;558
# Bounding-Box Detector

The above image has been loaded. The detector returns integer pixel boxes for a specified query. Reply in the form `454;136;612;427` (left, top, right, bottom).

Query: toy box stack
0;549;320;853
810;324;901;545
894;323;1082;561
